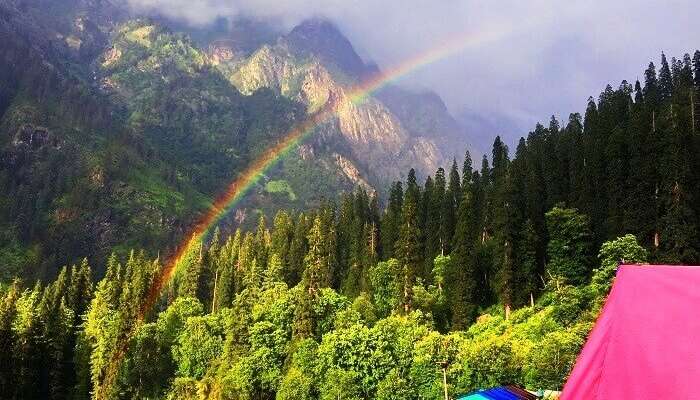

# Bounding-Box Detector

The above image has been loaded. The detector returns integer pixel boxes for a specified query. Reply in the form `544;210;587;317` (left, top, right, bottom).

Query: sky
126;0;700;145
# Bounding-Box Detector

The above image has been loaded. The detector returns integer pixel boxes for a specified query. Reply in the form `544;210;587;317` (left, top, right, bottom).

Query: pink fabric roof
561;265;700;399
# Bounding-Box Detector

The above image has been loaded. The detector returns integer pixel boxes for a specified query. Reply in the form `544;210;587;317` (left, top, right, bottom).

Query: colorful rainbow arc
137;23;516;321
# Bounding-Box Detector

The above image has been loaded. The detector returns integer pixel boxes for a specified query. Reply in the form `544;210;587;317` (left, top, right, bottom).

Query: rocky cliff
215;18;470;183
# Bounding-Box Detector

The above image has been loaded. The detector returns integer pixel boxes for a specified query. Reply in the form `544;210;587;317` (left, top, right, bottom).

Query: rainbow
97;24;520;390
137;23;517;319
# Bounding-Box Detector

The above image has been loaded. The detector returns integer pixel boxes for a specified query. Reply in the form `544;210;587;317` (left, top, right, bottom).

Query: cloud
124;0;700;144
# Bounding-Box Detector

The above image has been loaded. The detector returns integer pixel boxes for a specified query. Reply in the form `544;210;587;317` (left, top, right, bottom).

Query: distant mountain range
0;0;475;277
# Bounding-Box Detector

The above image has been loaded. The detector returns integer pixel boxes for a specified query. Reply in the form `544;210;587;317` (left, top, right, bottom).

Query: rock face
222;18;468;184
285;18;371;78
0;2;474;275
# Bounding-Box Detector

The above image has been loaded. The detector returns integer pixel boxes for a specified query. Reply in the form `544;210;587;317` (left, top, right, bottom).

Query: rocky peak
284;17;368;78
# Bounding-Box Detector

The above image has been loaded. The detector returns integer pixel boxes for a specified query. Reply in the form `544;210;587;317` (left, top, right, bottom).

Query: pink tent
561;265;700;399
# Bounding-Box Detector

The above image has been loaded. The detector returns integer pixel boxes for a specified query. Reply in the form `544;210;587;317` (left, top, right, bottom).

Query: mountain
0;1;472;278
216;17;471;182
457;108;525;154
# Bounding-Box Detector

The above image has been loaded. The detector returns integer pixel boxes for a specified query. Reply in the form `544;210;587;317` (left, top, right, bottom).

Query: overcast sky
127;0;700;144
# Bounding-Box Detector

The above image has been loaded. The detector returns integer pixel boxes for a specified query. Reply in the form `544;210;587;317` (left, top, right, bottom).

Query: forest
0;49;699;399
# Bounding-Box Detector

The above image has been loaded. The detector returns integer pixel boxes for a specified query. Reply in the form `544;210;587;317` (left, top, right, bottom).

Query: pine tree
634;80;644;104
381;182;403;260
367;193;381;262
68;259;93;318
336;193;355;287
515;220;539;306
179;244;204;299
40;272;75;400
478;155;492;242
564;113;585;207
270;211;294;273
581;96;607;245
489;136;516;314
462;150;473;191
318;204;339;289
443;160;461;253
103;253;122;306
214;229;241;310
303;216;331;294
423;174;441;278
240;233;261;291
0;280;20;395
448;189;478;329
659;52;674;100
288;213;310;286
13;283;44;399
680;54;694;89
395;169;422;313
693;51;700;89
254;214;270;269
344;189;371;293
545;207;593;284
293;216;332;340
644;62;660;109
659;184;700;263
264;253;284;288
433;168;448;255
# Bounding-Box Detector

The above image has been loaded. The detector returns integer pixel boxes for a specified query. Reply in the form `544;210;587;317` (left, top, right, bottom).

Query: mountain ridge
0;0;473;278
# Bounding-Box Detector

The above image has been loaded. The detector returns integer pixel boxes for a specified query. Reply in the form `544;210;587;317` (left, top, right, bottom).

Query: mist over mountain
457;108;524;153
0;0;472;277
122;0;700;146
2;2;700;400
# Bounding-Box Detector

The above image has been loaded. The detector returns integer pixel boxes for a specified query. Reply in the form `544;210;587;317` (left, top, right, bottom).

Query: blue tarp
458;386;536;400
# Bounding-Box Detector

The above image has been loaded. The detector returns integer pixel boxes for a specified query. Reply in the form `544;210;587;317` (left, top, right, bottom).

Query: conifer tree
515;220;539;306
336;193;355;286
423;174;441;277
271;211;294;273
240;233;260;291
40;272;75;400
381;182;403;260
13;283;45;399
693;51;700;88
179;244;204;299
254;214;270;269
644;62;660;109
489;136;516;314
432;168;447;255
443;160;461;253
545;207;593;284
462;150;473;191
564;113;585;208
395;169;422;313
68;259;93;318
264;254;284;289
448;189;477;329
288;213;310;286
680;54;694;89
367;194;381;262
214;229;240;309
0;280;20;394
303;216;332;294
659;52;674;100
478;155;492;242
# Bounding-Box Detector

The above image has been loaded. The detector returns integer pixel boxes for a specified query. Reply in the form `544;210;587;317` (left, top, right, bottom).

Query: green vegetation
0;212;649;399
1;2;700;398
0;15;355;278
265;180;297;201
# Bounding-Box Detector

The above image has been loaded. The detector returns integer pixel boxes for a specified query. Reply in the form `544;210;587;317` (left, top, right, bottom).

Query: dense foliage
2;1;699;397
0;12;355;280
0;222;647;400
